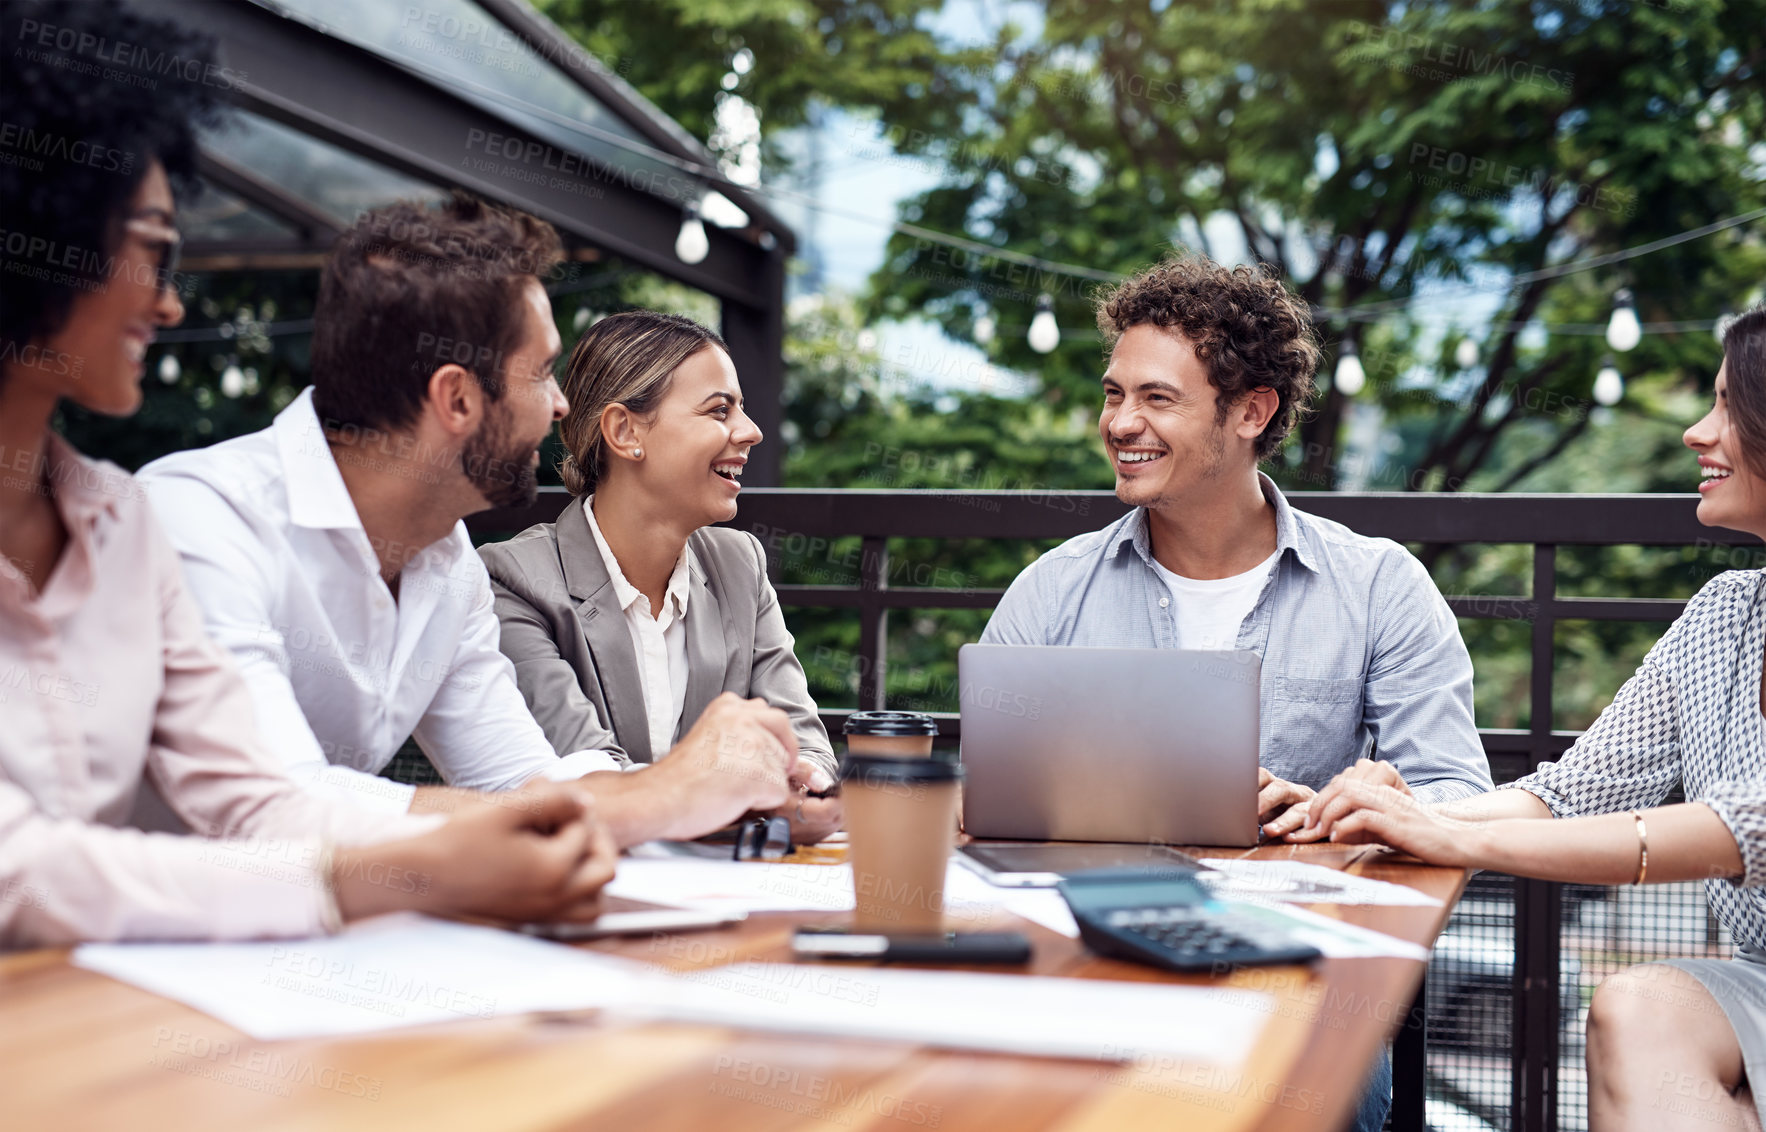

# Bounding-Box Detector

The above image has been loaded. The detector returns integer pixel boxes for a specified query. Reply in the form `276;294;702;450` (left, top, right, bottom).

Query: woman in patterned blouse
1305;307;1766;1132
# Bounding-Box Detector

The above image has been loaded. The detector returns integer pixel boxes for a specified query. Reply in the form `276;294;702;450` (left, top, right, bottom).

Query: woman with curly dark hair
0;0;615;946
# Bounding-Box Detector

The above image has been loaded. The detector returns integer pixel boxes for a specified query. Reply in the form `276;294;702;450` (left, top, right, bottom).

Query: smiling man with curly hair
981;257;1492;822
981;255;1492;1130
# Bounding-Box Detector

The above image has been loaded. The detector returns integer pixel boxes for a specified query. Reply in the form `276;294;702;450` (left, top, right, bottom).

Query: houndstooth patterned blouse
1508;570;1766;951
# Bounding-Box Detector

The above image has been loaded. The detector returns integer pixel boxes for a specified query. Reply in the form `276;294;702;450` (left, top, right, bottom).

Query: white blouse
0;436;429;946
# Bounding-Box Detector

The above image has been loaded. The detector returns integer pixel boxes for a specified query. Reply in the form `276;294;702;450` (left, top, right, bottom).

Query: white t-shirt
1150;549;1281;651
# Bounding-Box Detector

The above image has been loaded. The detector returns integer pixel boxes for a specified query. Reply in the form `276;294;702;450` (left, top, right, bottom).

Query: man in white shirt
140;195;797;846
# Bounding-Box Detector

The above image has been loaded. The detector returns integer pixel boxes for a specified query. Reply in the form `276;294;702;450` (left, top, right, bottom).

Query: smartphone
518;909;748;941
791;928;1032;964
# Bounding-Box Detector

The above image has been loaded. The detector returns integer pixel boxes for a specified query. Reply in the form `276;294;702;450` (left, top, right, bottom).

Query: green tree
857;0;1766;491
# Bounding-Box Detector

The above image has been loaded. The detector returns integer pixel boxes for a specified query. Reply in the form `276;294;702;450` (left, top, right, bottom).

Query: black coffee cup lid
840;753;963;784
843;710;938;737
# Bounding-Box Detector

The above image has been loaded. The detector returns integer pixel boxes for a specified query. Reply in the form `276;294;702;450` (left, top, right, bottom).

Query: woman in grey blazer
480;310;840;842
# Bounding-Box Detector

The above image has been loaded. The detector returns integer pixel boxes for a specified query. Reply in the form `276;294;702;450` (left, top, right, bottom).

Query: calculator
1056;866;1322;972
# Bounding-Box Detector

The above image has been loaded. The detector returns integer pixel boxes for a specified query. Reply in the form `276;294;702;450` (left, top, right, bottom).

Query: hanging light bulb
573;305;592;332
157;353;180;384
1334;340;1366;397
1454;337;1479;370
1593;355;1624;406
973;312;995;346
220;363;245;399
1605;288;1641;352
674;204;709;265
1027;294;1060;354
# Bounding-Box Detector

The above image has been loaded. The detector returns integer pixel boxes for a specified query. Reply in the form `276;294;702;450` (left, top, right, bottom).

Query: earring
632;447;643;459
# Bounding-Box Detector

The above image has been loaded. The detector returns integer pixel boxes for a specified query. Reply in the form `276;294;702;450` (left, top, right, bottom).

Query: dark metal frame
470;486;1756;1132
143;0;792;484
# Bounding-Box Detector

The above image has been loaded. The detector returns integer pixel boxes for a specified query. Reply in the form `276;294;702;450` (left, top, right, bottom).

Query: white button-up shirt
582;496;689;763
138;388;617;815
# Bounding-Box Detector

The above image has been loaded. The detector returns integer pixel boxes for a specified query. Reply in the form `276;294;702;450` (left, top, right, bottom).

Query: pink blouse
0;435;429;946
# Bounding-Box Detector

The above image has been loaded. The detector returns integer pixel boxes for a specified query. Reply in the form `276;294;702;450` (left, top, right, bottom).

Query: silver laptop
957;644;1261;847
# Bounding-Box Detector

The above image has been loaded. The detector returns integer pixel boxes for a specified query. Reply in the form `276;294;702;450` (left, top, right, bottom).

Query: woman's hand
333;782;619;925
774;756;842;845
1301;779;1484;867
1283;758;1412;842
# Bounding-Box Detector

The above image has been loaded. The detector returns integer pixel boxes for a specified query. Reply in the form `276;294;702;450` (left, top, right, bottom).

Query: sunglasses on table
732;815;794;861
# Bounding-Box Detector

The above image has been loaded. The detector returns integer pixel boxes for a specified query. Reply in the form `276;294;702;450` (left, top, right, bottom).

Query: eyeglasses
732;815;793;861
123;215;182;293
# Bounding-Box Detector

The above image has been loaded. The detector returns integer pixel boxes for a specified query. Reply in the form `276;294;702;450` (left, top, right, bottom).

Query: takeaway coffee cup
843;710;938;758
841;754;963;932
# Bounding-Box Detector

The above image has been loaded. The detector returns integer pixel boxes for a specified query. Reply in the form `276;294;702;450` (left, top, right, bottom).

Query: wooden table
0;843;1465;1132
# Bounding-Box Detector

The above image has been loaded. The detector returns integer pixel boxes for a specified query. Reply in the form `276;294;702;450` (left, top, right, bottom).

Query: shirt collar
1108;471;1320;575
273;386;369;533
44;432;136;528
582;494;691;620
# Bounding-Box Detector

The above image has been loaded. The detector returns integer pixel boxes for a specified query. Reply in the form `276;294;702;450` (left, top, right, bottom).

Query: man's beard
462;403;540;509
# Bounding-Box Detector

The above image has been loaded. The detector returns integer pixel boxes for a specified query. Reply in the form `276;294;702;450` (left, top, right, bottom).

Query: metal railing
469;486;1755;1132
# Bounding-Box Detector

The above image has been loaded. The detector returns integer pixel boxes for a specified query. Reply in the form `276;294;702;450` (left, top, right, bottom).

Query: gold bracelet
1630;810;1649;886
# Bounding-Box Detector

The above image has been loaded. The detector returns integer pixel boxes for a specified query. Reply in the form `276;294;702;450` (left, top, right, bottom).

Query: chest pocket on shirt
1261;674;1367;783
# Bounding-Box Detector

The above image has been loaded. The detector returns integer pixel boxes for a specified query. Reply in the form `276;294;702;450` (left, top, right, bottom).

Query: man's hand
771;756;842;845
332;781;618;925
1257;767;1317;840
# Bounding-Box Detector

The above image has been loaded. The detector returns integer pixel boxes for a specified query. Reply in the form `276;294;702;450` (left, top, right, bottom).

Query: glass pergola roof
269;0;694;205
183;0;754;259
211;110;446;223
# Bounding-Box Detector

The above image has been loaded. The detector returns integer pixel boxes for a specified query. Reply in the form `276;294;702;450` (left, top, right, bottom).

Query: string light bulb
973;312;995;346
1027;294;1060;354
220;363;246;399
157;354;180;384
1454;338;1479;370
1606;288;1641;352
1593;355;1624;406
674;203;709;265
1334;340;1365;397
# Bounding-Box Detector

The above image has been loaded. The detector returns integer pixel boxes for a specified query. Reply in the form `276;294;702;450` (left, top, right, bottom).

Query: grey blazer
478;496;835;777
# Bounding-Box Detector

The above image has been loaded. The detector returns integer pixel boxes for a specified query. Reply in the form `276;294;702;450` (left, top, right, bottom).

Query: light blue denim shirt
980;473;1493;803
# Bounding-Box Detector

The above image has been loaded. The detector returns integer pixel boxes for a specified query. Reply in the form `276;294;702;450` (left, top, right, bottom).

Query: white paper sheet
606;858;1009;929
635;961;1274;1064
71;913;1276;1067
1195;858;1443;907
72;914;652;1041
1228;903;1432;960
